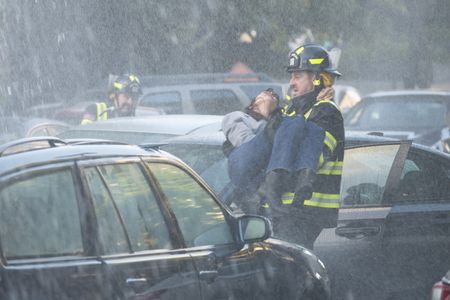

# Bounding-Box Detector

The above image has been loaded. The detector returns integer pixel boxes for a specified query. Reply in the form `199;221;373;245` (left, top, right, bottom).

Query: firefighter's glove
264;109;282;142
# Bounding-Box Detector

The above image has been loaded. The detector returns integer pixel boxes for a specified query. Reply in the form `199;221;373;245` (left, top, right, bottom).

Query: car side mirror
238;215;272;243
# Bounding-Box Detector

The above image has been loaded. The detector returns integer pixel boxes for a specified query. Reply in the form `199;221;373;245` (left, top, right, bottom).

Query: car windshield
161;143;229;193
345;97;447;131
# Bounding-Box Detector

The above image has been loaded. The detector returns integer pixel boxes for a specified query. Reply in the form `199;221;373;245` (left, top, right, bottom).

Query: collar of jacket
244;107;266;121
291;88;321;115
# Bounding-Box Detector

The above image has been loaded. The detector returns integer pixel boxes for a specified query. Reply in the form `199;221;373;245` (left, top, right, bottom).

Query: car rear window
190;89;243;115
140;91;182;114
345;97;447;130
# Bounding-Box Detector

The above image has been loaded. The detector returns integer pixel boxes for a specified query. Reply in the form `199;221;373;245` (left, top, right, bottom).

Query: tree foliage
0;0;448;111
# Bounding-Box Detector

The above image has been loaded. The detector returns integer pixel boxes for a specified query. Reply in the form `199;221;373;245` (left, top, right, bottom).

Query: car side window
148;162;234;247
84;163;172;254
140;92;182;114
341;144;401;207
395;151;449;203
0;169;83;258
190;89;242;115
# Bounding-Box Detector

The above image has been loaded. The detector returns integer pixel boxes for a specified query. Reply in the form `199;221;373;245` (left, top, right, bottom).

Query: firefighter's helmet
109;74;142;100
287;44;341;77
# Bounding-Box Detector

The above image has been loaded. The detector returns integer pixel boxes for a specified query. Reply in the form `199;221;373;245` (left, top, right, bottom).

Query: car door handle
335;226;381;239
126;277;148;286
199;270;218;283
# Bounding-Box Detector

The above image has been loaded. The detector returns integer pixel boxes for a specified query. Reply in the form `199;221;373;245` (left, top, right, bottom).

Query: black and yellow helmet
109;74;142;98
287;44;341;77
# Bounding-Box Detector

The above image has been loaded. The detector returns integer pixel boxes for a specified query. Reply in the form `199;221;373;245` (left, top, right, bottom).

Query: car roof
363;90;450;99
141;82;285;93
140;73;275;87
64;115;224;135
160;131;401;147
0;138;166;178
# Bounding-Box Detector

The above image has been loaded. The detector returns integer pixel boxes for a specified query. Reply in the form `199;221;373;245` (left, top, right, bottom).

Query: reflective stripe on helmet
113;82;123;90
309;58;325;65
295;47;304;55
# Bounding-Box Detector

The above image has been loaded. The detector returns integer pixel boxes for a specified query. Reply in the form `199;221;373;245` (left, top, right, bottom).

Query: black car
0;137;330;299
160;131;450;300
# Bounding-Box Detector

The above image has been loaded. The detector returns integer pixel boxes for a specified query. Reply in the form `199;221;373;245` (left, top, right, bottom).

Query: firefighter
256;44;345;249
81;74;142;124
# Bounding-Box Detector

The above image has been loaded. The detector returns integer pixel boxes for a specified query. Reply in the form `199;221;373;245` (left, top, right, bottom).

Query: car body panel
58;115;223;144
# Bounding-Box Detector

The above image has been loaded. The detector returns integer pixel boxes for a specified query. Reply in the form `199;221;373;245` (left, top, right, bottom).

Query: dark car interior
393;149;450;204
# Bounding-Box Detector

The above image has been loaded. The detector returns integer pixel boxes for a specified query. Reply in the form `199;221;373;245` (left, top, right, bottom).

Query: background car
0;136;330;299
0;117;70;144
160;131;450;300
57;114;223;144
136;72;285;115
333;84;361;114
344;90;450;146
431;270;450;300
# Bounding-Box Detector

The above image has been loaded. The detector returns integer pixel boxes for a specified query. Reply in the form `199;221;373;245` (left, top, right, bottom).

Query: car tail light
431;282;450;300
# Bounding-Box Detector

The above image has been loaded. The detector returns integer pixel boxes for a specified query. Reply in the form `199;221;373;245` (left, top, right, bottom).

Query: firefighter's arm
80;104;97;125
308;103;342;169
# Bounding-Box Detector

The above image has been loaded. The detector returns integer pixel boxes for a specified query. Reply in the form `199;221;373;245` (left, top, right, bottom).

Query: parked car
160;131;450;300
431;270;450;300
53;98;163;126
0;136;330;299
0;117;70;144
344;90;450;146
57;115;223;144
136;73;285;115
333;84;361;114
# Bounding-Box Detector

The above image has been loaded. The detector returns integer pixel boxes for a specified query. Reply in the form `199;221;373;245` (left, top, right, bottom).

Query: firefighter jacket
282;92;345;228
80;102;110;125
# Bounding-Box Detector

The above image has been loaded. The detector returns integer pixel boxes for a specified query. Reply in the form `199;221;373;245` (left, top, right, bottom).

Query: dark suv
0;137;330;299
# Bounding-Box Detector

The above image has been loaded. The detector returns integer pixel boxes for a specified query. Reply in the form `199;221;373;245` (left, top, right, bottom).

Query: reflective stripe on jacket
81;102;109;124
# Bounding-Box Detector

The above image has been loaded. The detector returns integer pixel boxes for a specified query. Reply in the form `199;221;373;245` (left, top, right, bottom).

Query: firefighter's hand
264;110;282;142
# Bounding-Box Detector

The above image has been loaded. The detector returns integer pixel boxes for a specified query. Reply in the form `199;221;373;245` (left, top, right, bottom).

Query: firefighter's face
115;93;134;115
289;71;315;98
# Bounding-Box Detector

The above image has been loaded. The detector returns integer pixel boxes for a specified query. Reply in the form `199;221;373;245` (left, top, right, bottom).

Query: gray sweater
221;111;267;148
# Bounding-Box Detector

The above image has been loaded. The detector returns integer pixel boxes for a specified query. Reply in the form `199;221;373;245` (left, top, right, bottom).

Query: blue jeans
228;116;325;191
